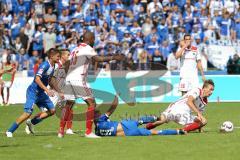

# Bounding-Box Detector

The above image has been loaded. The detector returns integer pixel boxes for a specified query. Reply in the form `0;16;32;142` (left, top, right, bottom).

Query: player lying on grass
6;48;63;137
94;95;186;137
146;79;214;133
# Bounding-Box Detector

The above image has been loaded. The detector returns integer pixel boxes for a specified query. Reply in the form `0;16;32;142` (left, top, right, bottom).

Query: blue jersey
29;61;55;93
95;114;119;136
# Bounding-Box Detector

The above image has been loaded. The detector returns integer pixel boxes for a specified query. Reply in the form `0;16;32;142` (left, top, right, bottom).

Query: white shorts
3;81;12;88
178;77;199;92
162;103;196;125
63;80;93;101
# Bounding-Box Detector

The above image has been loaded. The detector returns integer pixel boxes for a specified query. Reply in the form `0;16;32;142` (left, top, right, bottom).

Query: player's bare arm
197;60;206;81
35;76;54;97
92;54;125;62
105;95;119;117
187;95;206;124
49;76;64;99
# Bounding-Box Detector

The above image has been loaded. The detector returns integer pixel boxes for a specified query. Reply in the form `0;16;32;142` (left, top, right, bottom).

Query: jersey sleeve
36;62;48;77
86;47;97;59
188;88;201;99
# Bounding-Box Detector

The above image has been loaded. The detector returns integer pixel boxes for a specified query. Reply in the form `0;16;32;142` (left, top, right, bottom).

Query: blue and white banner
8;73;240;104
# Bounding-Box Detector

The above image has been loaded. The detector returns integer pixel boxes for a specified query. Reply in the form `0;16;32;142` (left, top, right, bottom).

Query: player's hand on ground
46;89;55;97
113;54;125;61
197;113;207;125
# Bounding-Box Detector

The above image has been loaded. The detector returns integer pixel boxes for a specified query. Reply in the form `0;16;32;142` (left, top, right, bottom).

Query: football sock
8;122;19;133
31;115;42;125
183;122;201;132
138;116;157;125
158;129;178;135
66;109;73;129
85;106;95;135
59;120;66;134
146;123;156;130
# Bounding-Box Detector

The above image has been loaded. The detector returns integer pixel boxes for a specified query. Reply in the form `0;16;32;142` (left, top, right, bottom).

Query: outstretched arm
92;54;125;62
197;60;205;81
35;76;54;97
105;95;119;117
187;95;206;124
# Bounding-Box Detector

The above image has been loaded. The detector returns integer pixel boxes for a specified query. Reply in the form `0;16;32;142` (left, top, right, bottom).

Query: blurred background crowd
0;0;240;75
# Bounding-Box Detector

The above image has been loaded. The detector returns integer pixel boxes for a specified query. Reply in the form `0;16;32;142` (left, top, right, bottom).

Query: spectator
2;29;12;49
19;27;29;52
16;48;28;71
219;11;234;40
43;24;56;54
44;6;57;23
32;0;45;16
10;16;21;41
166;51;180;71
32;24;43;57
209;0;223;17
151;49;165;70
14;36;23;53
227;54;240;74
138;49;148;70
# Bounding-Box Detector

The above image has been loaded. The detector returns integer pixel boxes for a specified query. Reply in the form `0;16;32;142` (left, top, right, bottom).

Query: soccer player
95;94;186;137
176;34;205;95
49;49;74;137
1;54;16;106
65;31;125;138
146;80;214;133
6;48;62;137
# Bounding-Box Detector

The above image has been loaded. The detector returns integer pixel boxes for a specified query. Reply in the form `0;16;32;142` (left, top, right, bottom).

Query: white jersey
66;43;97;81
173;88;207;113
179;46;201;79
163;88;208;125
53;61;67;90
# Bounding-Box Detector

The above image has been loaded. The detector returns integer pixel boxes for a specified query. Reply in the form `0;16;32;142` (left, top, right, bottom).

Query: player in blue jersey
6;48;62;137
95;95;186;137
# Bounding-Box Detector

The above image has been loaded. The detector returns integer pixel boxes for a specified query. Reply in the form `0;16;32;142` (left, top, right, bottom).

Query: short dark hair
47;48;60;58
184;34;191;40
203;79;215;88
59;48;70;56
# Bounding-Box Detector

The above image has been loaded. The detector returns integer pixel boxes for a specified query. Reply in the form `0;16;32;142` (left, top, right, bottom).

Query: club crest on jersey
38;68;44;74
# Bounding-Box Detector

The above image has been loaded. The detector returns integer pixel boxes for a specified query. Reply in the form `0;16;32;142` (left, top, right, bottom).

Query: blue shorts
121;120;151;136
24;86;54;114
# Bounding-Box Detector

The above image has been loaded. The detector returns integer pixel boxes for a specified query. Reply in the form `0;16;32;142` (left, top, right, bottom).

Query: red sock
85;106;95;135
66;108;73;129
183;122;201;132
146;123;156;130
59;108;67;134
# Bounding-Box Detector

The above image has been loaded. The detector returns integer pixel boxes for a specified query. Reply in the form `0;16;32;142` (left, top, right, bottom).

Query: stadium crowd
0;0;240;74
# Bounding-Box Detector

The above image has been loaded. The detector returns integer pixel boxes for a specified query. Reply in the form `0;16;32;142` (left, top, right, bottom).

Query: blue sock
8;122;19;133
138;116;157;125
31;117;42;125
158;129;178;135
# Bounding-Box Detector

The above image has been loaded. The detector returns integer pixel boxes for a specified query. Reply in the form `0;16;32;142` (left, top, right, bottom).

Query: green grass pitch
0;102;239;160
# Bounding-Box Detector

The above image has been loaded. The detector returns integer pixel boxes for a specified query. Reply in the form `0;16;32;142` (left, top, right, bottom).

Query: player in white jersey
176;34;206;95
65;31;125;138
146;80;214;133
50;49;75;137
